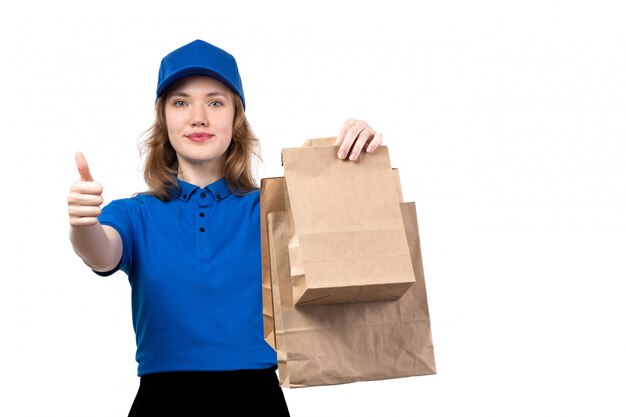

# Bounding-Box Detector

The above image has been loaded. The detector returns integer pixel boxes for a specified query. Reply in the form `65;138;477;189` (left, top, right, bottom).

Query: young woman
67;39;383;416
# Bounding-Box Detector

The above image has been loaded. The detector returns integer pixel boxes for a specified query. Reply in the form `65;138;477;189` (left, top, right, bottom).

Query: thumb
75;151;94;182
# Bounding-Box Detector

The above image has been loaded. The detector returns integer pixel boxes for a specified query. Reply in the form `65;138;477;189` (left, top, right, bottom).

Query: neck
177;160;224;188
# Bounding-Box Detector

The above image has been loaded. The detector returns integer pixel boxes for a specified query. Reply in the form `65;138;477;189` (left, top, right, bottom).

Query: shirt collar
175;177;232;202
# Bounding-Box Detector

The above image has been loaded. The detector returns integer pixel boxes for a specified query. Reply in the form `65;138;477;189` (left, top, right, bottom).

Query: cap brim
156;67;245;108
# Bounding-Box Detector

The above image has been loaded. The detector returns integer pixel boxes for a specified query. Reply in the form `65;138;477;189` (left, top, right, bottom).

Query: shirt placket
195;190;213;258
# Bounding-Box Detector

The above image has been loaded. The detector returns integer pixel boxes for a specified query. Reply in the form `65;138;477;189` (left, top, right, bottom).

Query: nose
190;105;209;127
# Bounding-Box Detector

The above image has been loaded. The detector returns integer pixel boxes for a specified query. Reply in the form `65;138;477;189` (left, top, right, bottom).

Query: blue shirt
96;178;278;376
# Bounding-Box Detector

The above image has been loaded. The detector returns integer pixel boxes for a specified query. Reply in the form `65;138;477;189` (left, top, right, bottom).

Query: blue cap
156;39;245;109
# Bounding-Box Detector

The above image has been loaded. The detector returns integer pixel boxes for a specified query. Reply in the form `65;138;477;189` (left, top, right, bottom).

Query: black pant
128;367;290;416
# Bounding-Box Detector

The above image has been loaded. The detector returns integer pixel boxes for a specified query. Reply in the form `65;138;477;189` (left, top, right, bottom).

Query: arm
68;152;122;272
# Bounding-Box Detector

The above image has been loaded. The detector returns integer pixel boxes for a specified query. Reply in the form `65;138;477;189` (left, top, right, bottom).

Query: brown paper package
282;140;416;305
260;139;436;387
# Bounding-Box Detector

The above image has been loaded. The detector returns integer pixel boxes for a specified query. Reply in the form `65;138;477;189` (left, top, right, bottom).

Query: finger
75;151;94;182
334;118;357;147
337;121;367;160
68;202;103;226
347;128;373;161
366;132;383;153
68;192;104;207
70;181;103;196
69;205;103;219
70;216;101;227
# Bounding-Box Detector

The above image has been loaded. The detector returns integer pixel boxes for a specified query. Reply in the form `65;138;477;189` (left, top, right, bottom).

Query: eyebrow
169;91;229;99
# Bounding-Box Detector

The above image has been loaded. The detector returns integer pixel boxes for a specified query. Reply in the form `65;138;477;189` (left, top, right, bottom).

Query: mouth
186;133;213;142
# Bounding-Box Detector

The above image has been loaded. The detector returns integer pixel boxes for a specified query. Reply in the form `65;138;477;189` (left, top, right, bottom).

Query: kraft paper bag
266;202;436;387
282;139;416;306
260;176;287;347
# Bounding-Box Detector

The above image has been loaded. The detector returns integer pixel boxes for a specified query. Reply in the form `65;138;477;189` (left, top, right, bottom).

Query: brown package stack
261;139;436;387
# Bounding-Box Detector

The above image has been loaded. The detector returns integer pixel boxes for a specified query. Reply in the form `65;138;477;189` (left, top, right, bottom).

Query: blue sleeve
94;197;138;277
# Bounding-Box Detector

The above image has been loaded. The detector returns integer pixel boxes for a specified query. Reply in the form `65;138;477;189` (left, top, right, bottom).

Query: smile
186;133;213;142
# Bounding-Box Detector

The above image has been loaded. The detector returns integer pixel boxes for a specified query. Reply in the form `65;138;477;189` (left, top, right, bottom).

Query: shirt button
199;227;205;232
200;192;206;198
183;194;187;199
199;212;205;217
216;193;221;200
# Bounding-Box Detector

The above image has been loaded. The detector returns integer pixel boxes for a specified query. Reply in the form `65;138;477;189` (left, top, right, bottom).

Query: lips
186;132;213;142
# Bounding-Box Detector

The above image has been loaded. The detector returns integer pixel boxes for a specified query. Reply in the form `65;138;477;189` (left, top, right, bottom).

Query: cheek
165;126;176;145
223;137;233;149
220;113;235;137
224;125;234;140
164;111;183;134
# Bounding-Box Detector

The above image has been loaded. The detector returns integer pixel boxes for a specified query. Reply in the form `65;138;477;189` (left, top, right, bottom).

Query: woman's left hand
334;119;383;161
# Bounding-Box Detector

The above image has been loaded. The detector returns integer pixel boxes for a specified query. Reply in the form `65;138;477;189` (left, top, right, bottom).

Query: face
164;75;235;178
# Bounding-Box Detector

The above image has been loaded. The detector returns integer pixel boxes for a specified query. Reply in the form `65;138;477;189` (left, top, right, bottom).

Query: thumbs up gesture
68;152;104;227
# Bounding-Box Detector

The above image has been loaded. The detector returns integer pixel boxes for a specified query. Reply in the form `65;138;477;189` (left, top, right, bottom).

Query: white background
1;1;625;416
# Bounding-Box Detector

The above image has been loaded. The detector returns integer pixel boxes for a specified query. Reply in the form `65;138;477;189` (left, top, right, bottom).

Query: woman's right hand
68;152;122;271
68;152;104;227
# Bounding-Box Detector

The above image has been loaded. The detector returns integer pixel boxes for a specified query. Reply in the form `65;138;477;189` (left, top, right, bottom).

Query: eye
173;100;187;107
208;100;223;107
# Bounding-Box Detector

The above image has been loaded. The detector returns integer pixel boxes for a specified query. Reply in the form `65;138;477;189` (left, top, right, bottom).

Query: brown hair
139;91;261;201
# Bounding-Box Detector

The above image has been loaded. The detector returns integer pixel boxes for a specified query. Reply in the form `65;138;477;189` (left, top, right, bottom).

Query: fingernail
338;150;346;159
366;145;373;153
349;152;357;161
